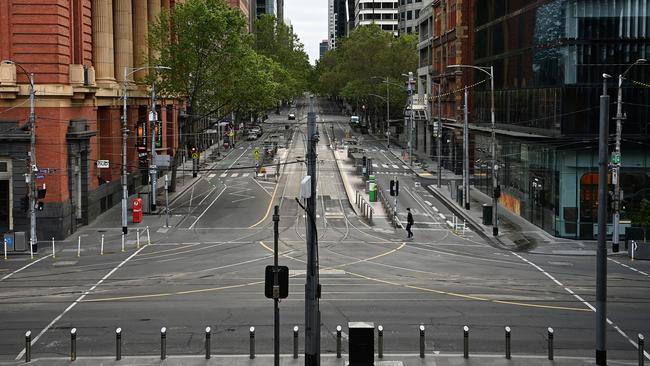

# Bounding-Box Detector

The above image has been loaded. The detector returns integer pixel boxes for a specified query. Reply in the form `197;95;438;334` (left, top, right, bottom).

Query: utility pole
436;82;442;188
150;83;158;213
27;72;37;251
408;72;414;166
121;67;129;235
596;74;611;366
463;86;470;209
164;174;169;228
612;59;646;252
386;77;390;149
305;96;320;366
273;205;280;366
489;66;498;237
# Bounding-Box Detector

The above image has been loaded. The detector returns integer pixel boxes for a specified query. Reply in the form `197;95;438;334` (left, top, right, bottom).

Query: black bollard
25;331;31;363
293;326;299;359
336;325;342;359
378;325;384;359
463;326;469;359
505;326;511;360
548;327;554;360
249;326;255;359
419;325;425;358
205;327;211;359
160;327;167;360
639;334;645;366
70;328;77;361
116;328;122;361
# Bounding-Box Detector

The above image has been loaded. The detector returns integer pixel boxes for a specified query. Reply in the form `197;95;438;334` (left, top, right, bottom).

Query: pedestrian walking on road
406;208;414;239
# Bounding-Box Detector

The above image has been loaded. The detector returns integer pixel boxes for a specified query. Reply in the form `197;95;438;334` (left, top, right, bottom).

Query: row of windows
358;2;397;10
360;13;397;20
398;0;422;5
399;9;420;21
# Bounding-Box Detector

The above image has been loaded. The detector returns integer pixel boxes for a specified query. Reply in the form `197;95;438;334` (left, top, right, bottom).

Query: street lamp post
448;64;497;235
3;61;37;249
371;76;395;148
432;82;442;188
121;66;171;235
612;59;646;252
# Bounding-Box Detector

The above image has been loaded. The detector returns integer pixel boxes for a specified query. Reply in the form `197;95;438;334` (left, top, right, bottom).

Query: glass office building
473;0;650;239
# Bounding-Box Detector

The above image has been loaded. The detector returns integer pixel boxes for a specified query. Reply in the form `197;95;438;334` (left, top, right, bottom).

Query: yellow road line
346;271;590;312
249;179;281;228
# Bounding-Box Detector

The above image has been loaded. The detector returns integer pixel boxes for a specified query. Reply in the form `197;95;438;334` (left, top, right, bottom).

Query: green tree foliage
148;0;306;119
315;25;417;116
253;14;312;100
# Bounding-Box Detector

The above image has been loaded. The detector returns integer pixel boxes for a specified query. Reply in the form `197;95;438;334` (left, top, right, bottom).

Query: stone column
92;0;115;83
132;0;149;80
148;0;161;63
114;0;134;82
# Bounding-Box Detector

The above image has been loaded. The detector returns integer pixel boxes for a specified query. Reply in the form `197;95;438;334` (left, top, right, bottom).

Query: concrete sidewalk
375;135;626;256
2;353;635;365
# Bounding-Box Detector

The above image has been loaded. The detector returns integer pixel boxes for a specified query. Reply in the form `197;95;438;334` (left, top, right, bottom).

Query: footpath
374;135;627;256
0;353;628;366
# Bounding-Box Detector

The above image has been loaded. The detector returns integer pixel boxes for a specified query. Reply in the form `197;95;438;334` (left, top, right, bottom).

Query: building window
407;10;412;20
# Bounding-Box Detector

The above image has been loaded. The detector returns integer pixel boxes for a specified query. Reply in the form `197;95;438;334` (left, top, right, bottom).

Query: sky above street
284;0;328;64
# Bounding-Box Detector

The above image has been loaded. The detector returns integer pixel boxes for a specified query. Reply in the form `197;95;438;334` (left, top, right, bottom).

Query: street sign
611;152;621;165
96;160;110;169
264;265;289;299
191;152;199;160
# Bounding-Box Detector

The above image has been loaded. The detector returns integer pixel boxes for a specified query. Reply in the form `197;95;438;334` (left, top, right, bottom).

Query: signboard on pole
96;160;110;169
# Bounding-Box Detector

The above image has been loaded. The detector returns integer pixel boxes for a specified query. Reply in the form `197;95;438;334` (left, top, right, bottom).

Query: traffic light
37;201;44;211
390;180;399;196
494;185;501;199
20;196;29;212
362;156;367;167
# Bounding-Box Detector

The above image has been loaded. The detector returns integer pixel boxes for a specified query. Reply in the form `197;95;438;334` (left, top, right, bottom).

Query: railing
19;324;646;364
355;190;374;224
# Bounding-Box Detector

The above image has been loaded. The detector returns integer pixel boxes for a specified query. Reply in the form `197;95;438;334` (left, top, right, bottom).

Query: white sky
284;0;328;64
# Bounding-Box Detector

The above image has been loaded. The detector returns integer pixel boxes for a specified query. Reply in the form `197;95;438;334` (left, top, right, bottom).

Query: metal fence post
121;233;125;252
205;326;211;359
639;334;645;366
293;326;299;359
336;325;342;358
25;331;31;362
77;236;81;257
70;328;77;361
100;234;104;255
136;229;140;249
548;327;554;360
51;237;55;259
160;327;166;360
419;325;425;358
463;326;469;359
378;325;383;359
249;326;255;359
146;226;151;245
116;328;122;361
505;326;511;359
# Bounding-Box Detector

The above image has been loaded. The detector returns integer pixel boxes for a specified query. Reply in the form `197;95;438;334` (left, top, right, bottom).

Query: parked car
251;126;262;137
288;113;296;120
247;132;258;141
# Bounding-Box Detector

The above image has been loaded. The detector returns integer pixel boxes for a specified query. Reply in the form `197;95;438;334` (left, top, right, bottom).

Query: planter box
628;241;650;260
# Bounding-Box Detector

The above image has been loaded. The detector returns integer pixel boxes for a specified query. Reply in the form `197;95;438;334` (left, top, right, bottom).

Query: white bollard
52;237;55;259
4;238;7;260
136;229;140;249
100;234;104;255
121;233;125;252
30;237;33;260
146;226;151;245
77;236;81;257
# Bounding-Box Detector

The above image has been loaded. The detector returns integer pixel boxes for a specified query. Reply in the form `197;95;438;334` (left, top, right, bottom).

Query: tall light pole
448;64;497;235
3;61;37;249
612;59;646;252
121;65;171;234
408;72;414;166
597;73;612;366
371;76;397;148
432;81;442;188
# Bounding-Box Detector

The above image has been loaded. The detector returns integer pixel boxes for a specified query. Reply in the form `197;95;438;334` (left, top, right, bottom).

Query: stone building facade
0;0;190;240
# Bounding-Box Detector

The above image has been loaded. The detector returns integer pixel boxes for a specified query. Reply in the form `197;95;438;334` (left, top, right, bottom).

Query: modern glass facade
473;0;650;239
256;0;275;17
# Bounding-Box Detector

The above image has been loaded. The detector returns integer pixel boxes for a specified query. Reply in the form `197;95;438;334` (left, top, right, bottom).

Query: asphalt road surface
0;98;648;364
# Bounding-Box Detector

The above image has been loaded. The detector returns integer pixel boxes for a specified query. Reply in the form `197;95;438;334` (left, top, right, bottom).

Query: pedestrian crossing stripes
391;164;399;169
382;164;389;168
372;164;378;168
231;173;239;177
220;173;228;178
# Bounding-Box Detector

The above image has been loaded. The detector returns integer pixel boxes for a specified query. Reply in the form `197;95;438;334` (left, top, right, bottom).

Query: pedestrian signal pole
305;96;321;366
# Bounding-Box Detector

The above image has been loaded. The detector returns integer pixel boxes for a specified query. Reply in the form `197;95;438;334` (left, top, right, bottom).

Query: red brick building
0;0;188;240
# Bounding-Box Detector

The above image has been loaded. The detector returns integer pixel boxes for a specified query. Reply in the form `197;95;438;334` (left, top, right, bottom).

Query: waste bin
368;183;377;202
348;322;374;366
132;198;143;223
482;204;493;226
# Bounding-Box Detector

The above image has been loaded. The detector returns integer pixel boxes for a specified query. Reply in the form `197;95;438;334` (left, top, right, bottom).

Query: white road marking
220;173;227;178
432;207;439;213
1;254;53;282
381;164;389;168
242;173;250;177
512;252;650;361
609;258;650;278
372;164;378;168
402;165;409;169
231;173;239;177
208;173;216;178
15;244;148;360
189;186;228;229
424;200;432;206
391;164;399;169
438;213;446;219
